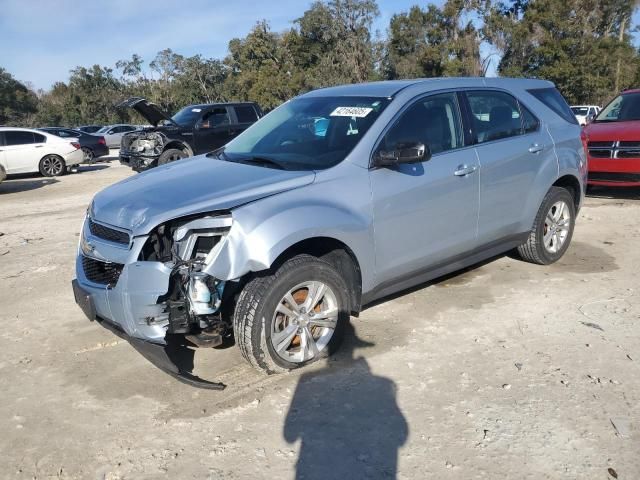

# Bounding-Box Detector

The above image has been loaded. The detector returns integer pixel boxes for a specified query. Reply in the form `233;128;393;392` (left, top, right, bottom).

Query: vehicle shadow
0;176;59;194
74;164;110;173
284;322;408;479
587;185;640;200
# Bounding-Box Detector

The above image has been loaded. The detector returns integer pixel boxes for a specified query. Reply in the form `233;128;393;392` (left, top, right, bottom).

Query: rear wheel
157;148;188;166
517;186;575;265
39;155;66;177
233;254;349;374
81;147;95;164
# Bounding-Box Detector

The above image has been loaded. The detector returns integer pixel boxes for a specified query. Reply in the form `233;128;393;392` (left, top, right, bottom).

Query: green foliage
0;67;38;125
485;0;640;104
2;0;639;126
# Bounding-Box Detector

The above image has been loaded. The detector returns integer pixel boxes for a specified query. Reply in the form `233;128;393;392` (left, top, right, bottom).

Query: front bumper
72;278;225;390
119;152;159;172
588;156;640;186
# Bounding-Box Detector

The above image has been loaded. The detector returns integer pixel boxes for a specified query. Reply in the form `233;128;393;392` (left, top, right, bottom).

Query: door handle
528;143;544;153
35;145;43;148
454;164;477;176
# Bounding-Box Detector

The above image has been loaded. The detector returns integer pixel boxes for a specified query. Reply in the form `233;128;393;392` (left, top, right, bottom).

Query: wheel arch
271;237;363;315
552;174;582;210
164;140;193;157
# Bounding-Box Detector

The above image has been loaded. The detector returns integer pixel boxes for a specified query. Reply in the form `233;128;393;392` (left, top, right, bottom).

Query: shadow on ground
284;322;408;479
0;176;59;194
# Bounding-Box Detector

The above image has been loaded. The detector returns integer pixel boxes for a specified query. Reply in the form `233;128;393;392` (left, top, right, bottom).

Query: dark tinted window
201;108;230;128
172;107;205;126
235;105;258;123
33;133;46;143
528;88;578;125
466;91;523;143
4;131;36;146
381;92;463;155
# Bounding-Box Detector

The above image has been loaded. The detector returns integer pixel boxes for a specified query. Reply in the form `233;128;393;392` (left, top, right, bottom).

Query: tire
516;186;576;265
39;155;67;177
81;147;95;164
233;254;350;374
157;148;188;166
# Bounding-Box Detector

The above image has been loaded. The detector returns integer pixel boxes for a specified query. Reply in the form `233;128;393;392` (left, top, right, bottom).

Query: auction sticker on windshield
330;106;373;118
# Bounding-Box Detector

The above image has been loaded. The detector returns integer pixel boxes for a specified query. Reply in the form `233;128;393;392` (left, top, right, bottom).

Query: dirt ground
0;158;638;480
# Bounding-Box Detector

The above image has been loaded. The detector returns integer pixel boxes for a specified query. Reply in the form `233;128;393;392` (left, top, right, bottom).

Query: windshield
96;126;110;133
171;106;204;126
219;96;390;170
571;107;589;115
595;93;640;122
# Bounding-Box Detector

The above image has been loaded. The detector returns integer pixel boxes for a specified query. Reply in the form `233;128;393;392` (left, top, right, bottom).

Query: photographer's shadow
284;323;408;479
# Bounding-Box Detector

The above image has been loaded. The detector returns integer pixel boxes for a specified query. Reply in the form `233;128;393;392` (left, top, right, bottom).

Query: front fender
203;173;375;290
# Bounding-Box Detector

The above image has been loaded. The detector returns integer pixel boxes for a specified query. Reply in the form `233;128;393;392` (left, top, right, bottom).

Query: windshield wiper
234;156;286;170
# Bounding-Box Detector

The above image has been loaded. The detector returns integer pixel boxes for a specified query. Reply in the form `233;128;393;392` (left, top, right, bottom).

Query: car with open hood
73;78;585;388
118;97;262;172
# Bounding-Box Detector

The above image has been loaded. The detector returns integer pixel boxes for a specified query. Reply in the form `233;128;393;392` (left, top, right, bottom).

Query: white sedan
0;127;84;180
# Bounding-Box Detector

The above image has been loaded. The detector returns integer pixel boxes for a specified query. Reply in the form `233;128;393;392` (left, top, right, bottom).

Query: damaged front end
120;131;166;171
73;212;236;389
142;214;234;348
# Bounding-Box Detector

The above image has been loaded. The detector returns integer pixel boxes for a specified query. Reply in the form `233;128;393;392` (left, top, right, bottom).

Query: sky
0;0;434;90
1;0;638;90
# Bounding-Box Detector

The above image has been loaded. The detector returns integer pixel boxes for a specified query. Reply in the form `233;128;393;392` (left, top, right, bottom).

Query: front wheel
157;148;188;166
517;186;576;265
233;254;350;374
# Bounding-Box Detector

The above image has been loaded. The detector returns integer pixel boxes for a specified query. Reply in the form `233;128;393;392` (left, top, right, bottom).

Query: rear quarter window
528;88;578;125
235;105;259;123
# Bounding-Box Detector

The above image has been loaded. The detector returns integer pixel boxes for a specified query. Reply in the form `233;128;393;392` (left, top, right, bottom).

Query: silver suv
73;78;586;387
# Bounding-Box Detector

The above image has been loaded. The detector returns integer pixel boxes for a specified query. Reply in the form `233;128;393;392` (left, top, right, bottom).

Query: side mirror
375;142;430;167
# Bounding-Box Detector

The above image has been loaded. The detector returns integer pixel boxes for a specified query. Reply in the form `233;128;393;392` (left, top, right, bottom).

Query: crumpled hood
91;156;315;235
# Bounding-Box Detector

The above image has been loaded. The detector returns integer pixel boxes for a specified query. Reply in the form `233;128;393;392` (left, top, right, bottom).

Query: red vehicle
584;89;640;187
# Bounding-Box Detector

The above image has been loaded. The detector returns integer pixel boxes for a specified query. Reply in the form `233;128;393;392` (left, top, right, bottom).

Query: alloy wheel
543;200;571;253
82;147;94;163
41;155;65;176
270;281;338;363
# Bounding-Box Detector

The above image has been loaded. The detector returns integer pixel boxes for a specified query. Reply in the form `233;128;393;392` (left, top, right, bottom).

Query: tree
483;0;639;104
384;1;485;80
0;67;38;125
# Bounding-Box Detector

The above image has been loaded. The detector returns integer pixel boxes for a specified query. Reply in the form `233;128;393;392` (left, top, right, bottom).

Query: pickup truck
118;98;262;172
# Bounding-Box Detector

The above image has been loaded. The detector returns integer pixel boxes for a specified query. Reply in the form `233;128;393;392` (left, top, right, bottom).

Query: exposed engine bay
140;214;235;350
120;130;166;159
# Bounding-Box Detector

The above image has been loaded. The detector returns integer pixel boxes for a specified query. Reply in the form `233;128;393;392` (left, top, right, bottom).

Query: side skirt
361;233;528;307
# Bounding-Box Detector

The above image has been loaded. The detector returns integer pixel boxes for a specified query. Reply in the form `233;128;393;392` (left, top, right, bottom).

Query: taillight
71;142;81;149
97;137;106;145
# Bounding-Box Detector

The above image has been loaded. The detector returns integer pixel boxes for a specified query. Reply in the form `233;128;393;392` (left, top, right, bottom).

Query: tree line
1;0;638;127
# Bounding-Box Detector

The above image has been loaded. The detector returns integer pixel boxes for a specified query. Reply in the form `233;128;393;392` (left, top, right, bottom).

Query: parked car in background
571;105;600;126
118;97;262;171
96;124;140;148
77;125;104;134
73;78;584;386
38;127;109;163
583;89;640;187
0;127;83;177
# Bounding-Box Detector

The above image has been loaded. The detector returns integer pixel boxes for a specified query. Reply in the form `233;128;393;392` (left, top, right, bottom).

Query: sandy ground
0;159;638;480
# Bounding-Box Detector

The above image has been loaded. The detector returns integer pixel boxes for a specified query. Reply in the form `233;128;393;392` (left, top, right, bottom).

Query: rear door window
235;105;259;123
33;133;46;143
466;91;524;143
528;87;578;125
4;131;36;146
